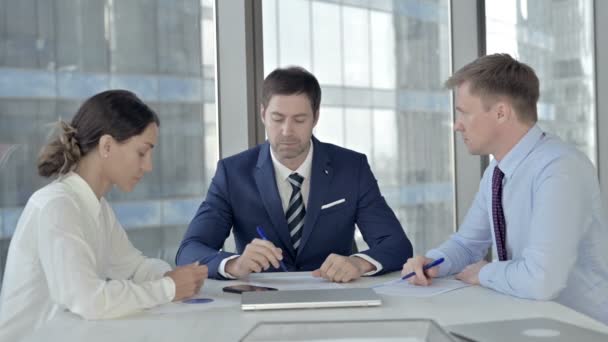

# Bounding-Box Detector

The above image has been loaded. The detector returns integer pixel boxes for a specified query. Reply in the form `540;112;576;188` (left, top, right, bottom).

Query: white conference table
23;272;608;342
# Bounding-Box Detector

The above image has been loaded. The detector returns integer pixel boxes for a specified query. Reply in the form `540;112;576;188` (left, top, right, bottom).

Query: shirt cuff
218;255;240;279
352;253;382;276
478;262;496;288
152;261;172;281
425;249;451;277
161;276;176;302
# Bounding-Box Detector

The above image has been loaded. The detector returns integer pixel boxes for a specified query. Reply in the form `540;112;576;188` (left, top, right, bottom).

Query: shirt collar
269;140;314;181
494;124;545;179
60;172;102;218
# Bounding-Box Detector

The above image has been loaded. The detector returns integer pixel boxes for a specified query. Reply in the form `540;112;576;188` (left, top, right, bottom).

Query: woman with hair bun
0;90;208;341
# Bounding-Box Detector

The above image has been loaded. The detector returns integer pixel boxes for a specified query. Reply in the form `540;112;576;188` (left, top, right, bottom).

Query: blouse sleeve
102;199;172;283
37;198;175;320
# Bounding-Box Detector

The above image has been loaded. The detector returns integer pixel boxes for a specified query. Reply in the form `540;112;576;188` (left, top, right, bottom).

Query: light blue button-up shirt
427;124;608;324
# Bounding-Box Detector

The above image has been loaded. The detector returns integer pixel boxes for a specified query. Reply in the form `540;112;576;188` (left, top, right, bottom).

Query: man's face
261;94;318;166
453;81;500;156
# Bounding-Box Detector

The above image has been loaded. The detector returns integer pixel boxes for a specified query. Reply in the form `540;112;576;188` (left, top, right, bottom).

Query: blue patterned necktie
492;166;508;261
286;173;306;251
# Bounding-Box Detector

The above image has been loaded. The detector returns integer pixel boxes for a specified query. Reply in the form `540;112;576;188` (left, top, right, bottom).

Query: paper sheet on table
372;277;470;297
145;297;236;315
244;272;344;290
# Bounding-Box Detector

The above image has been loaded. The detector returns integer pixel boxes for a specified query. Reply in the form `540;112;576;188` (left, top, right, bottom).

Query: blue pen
256;226;289;272
401;257;445;280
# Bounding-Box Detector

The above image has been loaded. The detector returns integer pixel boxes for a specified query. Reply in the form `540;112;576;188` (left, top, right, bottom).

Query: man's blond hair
445;53;540;123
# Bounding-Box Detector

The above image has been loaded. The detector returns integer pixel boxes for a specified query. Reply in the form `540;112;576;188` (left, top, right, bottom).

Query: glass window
343;6;371;87
278;0;312;71
486;0;597;162
314;106;344;146
0;0;218;281
312;1;343;86
372;109;399;185
262;0;279;73
370;11;396;89
263;0;454;254
345;108;373;158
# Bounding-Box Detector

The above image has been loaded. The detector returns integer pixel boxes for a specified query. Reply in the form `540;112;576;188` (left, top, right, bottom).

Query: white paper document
372;277;470;297
244;272;344;290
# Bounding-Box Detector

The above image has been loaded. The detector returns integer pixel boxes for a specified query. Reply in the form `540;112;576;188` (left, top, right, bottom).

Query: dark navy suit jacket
176;137;413;279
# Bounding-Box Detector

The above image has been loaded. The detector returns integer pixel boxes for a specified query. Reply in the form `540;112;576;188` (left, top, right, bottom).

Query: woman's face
104;123;158;192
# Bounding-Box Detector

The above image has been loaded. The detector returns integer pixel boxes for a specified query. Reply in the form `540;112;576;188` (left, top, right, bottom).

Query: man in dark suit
176;66;412;282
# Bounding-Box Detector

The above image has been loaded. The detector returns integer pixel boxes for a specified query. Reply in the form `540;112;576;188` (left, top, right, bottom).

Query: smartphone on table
222;284;278;294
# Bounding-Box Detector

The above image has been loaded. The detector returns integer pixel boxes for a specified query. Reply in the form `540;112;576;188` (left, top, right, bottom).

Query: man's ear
260;104;266;124
313;111;320;127
495;101;510;123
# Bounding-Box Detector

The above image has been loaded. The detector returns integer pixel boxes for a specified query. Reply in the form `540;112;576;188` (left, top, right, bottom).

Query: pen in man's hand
401;257;445;280
256;226;289;272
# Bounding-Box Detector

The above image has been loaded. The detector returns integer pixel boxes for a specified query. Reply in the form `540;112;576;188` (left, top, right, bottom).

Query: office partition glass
0;0;218;282
486;0;596;162
263;0;454;254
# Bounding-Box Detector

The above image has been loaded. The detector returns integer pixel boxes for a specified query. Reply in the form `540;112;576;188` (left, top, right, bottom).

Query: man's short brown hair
262;66;321;118
445;53;540;123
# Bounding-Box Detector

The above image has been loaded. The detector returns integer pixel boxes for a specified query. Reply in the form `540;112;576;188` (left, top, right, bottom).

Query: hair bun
57;120;81;172
59;121;79;150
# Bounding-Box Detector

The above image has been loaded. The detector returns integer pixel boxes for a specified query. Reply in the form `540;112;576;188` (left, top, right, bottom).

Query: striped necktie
492;166;508;261
286;173;306;251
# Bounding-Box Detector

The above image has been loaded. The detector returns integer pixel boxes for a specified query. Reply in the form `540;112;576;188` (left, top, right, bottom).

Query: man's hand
225;238;284;278
455;260;488;285
165;262;208;301
401;256;440;286
312;254;374;283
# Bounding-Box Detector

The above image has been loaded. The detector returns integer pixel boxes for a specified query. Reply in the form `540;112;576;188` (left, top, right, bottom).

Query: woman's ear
98;134;113;158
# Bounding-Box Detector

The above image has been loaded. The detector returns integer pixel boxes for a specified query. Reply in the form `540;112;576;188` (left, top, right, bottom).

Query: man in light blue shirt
402;53;608;324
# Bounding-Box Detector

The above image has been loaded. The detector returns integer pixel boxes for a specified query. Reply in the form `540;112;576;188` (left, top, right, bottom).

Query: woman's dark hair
37;90;160;178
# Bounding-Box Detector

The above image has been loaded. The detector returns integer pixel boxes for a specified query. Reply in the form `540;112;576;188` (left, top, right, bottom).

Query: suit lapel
254;143;296;258
298;137;333;255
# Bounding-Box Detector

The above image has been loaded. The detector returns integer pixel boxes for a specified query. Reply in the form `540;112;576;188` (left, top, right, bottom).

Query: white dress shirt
270;140;314;214
0;173;175;342
427;125;608;324
219;141;381;278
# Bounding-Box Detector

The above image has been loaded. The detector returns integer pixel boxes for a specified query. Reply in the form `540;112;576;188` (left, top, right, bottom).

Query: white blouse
0;172;175;342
